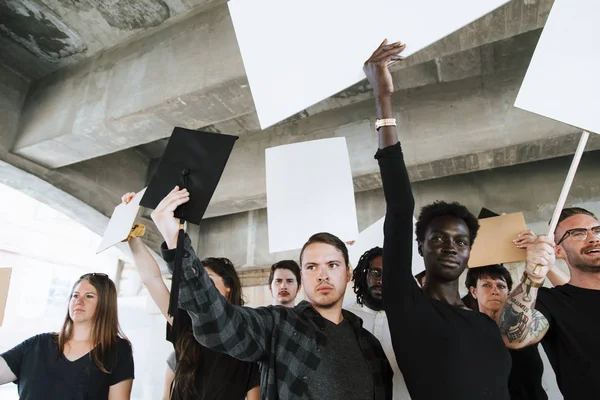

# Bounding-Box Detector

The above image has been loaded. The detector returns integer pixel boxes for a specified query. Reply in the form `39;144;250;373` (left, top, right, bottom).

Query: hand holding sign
514;0;600;272
524;236;556;284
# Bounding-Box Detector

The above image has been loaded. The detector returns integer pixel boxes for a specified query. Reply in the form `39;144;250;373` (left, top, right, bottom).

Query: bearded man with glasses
498;207;600;400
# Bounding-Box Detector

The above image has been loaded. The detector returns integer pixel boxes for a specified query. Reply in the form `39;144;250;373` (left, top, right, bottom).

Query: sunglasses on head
80;272;109;280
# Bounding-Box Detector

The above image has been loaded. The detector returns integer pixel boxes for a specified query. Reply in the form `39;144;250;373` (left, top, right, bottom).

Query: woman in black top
364;39;511;399
466;264;548;400
0;273;134;399
123;190;259;400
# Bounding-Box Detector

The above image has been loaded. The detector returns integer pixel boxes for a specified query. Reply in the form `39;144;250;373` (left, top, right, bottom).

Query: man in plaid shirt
152;188;393;400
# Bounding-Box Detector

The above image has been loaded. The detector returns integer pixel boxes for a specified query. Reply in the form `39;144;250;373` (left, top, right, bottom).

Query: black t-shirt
306;319;374;400
377;143;511;400
1;333;134;400
508;345;548;400
535;284;600;400
168;345;260;400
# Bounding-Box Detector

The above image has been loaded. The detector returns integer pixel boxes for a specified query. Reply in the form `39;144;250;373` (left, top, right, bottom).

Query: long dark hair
171;257;244;398
57;273;129;373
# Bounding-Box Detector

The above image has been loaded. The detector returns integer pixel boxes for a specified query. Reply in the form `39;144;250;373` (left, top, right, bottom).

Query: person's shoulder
539;284;572;299
344;302;362;313
36;332;56;340
14;333;58;353
115;337;132;351
30;332;56;346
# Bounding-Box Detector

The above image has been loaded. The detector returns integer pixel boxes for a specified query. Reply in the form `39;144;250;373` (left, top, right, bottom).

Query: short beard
363;291;383;311
278;297;294;306
571;262;600;273
309;294;342;309
567;251;600;273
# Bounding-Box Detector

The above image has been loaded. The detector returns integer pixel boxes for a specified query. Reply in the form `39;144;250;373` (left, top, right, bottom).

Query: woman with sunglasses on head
121;193;259;400
0;273;134;399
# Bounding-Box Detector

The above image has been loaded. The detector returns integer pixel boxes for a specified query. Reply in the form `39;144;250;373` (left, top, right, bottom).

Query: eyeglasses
557;226;600;245
80;272;109;280
367;269;382;280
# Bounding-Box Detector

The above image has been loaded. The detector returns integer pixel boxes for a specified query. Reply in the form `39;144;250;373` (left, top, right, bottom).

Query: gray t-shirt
306;319;374;399
166;351;176;372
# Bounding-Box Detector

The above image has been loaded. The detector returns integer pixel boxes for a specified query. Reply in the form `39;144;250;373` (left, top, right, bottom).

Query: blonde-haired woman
0;273;134;399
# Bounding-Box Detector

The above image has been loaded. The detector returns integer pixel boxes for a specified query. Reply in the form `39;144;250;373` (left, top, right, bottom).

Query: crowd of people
0;40;598;400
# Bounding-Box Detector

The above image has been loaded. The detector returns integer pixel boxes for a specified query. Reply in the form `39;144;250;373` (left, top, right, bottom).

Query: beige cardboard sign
469;212;527;268
0;268;12;327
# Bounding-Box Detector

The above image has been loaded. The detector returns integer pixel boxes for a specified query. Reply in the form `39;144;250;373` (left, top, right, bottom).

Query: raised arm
128;237;172;324
363;40;421;309
0;357;17;385
514;230;569;286
151;187;274;362
499;236;553;348
122;192;173;324
363;39;404;150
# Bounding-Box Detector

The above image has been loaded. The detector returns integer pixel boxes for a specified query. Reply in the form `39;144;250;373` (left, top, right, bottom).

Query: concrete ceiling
0;0;224;81
4;0;595;255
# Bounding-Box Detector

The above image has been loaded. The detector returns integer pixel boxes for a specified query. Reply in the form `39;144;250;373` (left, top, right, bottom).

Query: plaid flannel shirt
162;235;393;400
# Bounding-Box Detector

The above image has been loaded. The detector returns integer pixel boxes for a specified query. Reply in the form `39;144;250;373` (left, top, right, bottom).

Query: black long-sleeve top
377;142;511;400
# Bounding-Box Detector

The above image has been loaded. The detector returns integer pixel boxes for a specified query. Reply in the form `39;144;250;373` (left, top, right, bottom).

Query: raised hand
513;230;537;249
121;192;136;204
363;39;405;99
525;235;556;284
150;186;190;249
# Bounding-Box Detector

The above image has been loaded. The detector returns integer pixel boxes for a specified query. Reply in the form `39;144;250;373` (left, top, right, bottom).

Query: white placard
228;0;510;129
348;216;425;275
0;268;11;327
266;138;358;253
515;0;600;134
97;188;147;254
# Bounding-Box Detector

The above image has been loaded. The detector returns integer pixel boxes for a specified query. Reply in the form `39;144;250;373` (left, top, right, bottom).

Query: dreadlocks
352;246;383;306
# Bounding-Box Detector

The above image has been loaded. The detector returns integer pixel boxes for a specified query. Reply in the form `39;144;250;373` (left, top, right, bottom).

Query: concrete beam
203;37;589;218
0;0;228;81
198;149;600;284
198;0;554;136
12;0;552;168
13;3;251;168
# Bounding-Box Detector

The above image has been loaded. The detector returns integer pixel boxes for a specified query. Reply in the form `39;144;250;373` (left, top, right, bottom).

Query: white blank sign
266;137;358;253
348;216;425;275
515;0;600;134
0;268;11;327
228;0;509;129
97;188;146;254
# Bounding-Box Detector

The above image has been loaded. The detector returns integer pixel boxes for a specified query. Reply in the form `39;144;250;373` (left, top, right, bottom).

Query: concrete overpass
1;0;599;285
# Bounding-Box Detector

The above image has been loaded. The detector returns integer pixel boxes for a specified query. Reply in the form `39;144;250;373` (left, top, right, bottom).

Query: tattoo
510;298;530;313
523;285;533;302
530;310;549;338
511;284;524;296
499;302;530;343
498;283;548;344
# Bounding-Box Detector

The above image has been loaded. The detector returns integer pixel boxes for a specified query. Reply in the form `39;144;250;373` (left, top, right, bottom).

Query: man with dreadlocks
346;247;411;400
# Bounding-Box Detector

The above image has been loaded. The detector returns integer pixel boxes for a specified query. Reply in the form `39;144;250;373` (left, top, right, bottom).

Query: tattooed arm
498;236;555;349
499;283;549;348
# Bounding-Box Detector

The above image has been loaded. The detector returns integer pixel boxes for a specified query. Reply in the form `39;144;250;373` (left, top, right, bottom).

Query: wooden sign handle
534;130;590;274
